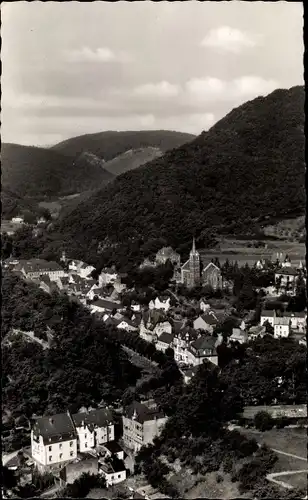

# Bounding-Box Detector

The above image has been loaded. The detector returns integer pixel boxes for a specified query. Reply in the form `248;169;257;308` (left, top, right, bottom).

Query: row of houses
260;309;306;337
31;400;168;485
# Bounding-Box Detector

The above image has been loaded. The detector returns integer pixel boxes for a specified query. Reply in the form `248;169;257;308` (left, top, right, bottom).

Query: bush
254;411;274;431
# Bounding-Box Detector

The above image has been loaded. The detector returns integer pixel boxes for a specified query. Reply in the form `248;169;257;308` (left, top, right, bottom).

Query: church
180;239;223;290
180;238;202;288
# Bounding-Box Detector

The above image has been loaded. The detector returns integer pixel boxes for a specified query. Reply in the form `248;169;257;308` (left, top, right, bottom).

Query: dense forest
1;143;114;217
49;86;305;264
51;130;195;161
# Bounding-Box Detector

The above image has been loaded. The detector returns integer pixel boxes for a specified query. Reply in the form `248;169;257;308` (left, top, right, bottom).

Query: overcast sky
2;1;304;146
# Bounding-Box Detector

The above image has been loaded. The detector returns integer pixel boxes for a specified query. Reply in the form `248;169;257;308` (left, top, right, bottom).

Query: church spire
192;236;196;253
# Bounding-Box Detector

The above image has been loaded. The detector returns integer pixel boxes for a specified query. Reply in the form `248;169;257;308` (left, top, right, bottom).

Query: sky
1;1;304;146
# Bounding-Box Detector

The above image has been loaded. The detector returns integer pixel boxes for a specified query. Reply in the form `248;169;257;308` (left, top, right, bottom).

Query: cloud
64;46;130;63
232;76;278;96
186;75;279;103
201;26;262;53
134;81;180;97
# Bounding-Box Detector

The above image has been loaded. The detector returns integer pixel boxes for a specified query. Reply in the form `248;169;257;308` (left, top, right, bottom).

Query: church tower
188;237;201;288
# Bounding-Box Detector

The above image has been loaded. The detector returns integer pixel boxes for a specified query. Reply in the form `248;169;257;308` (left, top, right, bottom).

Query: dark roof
124;401;166;424
157;332;174;345
92;299;122;310
32;412;77;445
261;310;275;317
100;455;126;474
176;326;199;341
72;408;113;431
200;313;218;325
189;335;217;354
22;259;64;273
103;441;123;454
172;320;185;334
275;267;298;276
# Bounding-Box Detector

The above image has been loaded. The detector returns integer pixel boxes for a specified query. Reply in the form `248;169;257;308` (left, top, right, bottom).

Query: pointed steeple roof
190;237;199;256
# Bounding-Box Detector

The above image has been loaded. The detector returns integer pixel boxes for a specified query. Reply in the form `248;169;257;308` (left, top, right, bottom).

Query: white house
155;332;174;352
149;296;171;312
116;319;138;333
173;327;199;365
31;412;78;468
11;216;24;224
199;300;210;313
99;455;126;487
78;263;96;279
229;328;248;344
90;299;122;315
193;311;218;333
187;336;218;367
274;317;290;338
72;408;114;453
275;267;298;288
260;310;276;327
99;268;118;287
284;312;306;332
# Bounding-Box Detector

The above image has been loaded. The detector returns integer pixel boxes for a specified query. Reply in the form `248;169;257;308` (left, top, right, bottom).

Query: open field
239;427;307;460
201;239;305;266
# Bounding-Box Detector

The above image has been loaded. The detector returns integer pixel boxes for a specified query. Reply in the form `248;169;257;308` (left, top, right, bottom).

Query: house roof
22;259;64;273
172;320;185;334
274;317;290;326
124;401;166;424
261;310;276;317
73;408;113;431
32;412;77;445
103;441;123;455
200;312;218;325
157;332;174;345
202;262;221;273
230;329;248;341
275;267;298;276
285;311;306;318
175;326;199;341
92;299;122;310
181;260;190;271
100;455;125;474
190;335;216;353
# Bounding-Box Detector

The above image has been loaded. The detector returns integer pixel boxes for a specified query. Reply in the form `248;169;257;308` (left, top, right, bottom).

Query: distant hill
103;147;163;176
1;143;114;217
51;86;305;265
51;130;195;162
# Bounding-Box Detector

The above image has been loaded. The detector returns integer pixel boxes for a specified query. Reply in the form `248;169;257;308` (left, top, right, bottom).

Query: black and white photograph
1;1;306;499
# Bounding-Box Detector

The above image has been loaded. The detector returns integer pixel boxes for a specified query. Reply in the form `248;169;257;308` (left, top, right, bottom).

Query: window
49;445;52;451
70;441;73;447
85;443;88;448
118;474;121;478
59;443;62;449
70;451;74;457
49;456;52;462
111;475;114;480
59;453;63;459
84;434;87;439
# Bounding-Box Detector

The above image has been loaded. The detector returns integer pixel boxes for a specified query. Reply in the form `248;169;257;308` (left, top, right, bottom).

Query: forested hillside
52;86;305;263
51;130;195;161
1;143;114;216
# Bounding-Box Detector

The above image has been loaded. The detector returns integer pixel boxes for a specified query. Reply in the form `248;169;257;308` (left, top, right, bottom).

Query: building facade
181;238;201;288
122;401;167;453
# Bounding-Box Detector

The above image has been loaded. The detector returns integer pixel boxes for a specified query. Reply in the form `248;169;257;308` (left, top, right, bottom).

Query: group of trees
220;335;307;405
135;361;282;498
